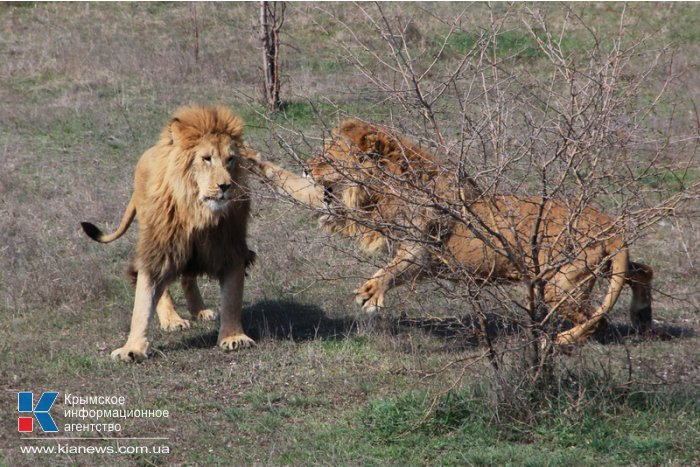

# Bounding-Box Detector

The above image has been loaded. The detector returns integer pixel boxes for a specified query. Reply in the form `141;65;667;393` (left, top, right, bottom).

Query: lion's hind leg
181;276;217;322
627;261;653;332
127;262;191;332
155;289;192;332
546;265;606;344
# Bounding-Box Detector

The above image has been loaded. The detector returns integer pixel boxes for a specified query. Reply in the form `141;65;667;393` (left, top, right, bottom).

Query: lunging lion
250;119;653;345
82;105;258;361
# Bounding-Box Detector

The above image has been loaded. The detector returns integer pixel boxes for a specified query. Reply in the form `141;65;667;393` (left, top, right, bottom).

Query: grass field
1;3;699;465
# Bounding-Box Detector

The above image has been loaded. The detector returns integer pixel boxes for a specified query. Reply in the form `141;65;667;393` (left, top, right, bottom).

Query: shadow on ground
595;320;696;344
160;301;696;353
393;312;519;349
166;300;359;351
394;313;697;349
245;299;360;341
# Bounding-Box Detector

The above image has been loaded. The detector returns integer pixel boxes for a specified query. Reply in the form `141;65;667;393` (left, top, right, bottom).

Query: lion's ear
339;119;359;134
168;118;184;146
167;117;200;149
373;134;388;156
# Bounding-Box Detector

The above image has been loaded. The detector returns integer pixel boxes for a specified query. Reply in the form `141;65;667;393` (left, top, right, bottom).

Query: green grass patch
278;101;325;127
287;394;326;409
638;167;700;192
238;101;338;131
308;57;346;73
32;353;116;381
437;29;587;60
246;99;391;130
312;336;382;363
278;383;700;465
667;4;700;44
3;1;38;8
316;335;370;352
1;71;69;104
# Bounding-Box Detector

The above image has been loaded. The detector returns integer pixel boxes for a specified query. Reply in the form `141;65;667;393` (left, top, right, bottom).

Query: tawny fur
250;119;654;345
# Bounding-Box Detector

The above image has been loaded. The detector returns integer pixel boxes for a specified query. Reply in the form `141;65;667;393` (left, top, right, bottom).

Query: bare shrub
250;3;700;415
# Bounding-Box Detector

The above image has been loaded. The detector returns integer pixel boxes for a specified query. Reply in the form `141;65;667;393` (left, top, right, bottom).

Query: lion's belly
443;224;522;281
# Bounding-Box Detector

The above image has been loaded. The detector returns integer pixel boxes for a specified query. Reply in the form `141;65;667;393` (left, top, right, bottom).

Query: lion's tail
555;239;629;345
81;197;136;244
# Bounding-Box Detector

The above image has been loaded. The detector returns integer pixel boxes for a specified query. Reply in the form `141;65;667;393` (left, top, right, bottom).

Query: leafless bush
249;4;699;411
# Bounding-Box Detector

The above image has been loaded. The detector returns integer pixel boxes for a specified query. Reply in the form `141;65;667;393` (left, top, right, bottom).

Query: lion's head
163;105;251;216
300;119;444;253
306;119;437;195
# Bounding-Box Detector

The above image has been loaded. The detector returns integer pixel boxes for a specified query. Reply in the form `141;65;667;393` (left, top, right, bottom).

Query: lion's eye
203;155;212;163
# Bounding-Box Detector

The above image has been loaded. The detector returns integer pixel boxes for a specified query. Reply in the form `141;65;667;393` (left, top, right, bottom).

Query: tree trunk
260;1;284;112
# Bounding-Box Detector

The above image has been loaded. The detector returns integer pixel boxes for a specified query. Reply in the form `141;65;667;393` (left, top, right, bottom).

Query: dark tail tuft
125;260;138;286
635;306;652;331
244;249;256;277
81;222;103;242
245;249;257;269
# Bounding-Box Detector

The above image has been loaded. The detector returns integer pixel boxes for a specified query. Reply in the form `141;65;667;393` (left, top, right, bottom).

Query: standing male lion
82;105;258;362
248;119;653;345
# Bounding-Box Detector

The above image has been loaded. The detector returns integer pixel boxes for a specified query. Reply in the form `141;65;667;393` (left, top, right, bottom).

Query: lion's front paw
110;341;149;363
160;317;191;332
218;334;255;351
259;161;276;176
354;279;386;313
193;309;218;322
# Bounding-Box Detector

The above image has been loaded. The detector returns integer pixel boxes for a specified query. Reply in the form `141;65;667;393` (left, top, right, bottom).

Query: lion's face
189;135;244;213
305;122;411;194
307;137;372;196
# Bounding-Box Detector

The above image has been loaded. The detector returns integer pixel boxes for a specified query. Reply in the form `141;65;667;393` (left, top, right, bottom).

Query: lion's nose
218;183;231;193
